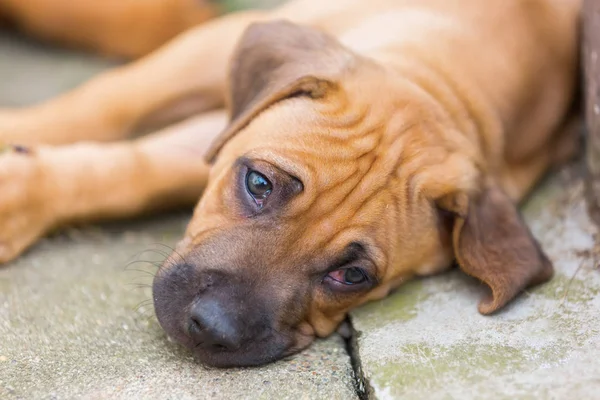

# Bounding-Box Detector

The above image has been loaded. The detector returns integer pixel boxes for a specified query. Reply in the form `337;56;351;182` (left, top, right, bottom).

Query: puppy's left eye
246;170;272;204
327;267;369;285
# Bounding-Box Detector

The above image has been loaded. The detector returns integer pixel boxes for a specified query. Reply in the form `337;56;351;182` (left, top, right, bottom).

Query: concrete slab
350;165;600;399
0;33;117;106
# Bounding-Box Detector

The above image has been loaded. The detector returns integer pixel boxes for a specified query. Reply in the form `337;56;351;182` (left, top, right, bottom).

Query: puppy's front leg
0;11;262;146
0;110;227;264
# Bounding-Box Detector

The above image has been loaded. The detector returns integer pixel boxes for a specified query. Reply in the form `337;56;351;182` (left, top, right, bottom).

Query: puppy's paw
0;145;55;264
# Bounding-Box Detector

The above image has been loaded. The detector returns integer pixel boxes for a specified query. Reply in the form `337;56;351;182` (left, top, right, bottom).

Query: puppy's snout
188;298;243;352
153;260;303;366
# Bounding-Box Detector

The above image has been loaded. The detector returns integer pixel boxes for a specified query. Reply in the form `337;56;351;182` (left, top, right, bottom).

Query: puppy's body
0;0;219;58
0;0;582;367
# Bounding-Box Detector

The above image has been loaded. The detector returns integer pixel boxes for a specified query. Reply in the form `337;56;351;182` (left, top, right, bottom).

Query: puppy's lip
159;322;315;367
189;335;296;368
191;350;282;368
163;317;314;367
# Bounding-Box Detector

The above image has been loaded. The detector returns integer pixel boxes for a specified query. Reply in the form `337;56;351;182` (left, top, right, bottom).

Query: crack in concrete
342;316;374;400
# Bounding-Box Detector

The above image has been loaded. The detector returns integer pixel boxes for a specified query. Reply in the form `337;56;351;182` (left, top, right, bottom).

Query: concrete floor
1;23;600;400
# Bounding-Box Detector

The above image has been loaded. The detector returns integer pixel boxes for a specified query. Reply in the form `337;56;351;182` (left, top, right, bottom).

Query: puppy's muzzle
152;263;295;367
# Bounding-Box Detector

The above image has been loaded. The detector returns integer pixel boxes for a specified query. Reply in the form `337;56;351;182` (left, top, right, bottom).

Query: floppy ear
439;184;554;315
204;20;357;163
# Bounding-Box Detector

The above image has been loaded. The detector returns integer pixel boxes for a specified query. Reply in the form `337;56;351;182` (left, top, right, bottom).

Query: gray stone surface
0;32;356;399
350;165;600;399
0;33;116;106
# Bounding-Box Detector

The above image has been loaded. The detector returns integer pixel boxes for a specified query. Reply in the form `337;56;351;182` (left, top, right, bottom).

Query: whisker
123;267;157;278
123;260;163;273
131;312;159;332
128;258;163;267
123;249;174;271
141;247;172;259
124;258;163;268
149;243;179;255
133;301;152;312
134;299;154;307
133;304;157;317
134;300;154;313
142;313;158;324
124;248;167;265
150;243;187;264
127;283;153;290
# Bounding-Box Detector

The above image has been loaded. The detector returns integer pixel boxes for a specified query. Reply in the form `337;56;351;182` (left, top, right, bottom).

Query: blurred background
0;0;286;106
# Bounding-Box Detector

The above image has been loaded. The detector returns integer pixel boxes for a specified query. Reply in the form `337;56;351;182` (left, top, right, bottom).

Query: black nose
188;299;243;352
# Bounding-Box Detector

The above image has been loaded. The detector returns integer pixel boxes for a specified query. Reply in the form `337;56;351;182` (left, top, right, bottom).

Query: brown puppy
0;0;581;367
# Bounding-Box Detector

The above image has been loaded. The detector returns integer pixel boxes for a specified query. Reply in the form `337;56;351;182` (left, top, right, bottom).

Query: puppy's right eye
246;170;272;207
326;267;369;286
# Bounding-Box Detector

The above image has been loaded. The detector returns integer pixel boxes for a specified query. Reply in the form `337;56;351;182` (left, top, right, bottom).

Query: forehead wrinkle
310;165;363;210
316;198;386;264
245;101;379;180
293;127;418;266
303;96;381;155
287;122;416;243
262;132;373;165
270;109;381;166
317;92;370;131
284;128;379;159
296;224;372;268
273;126;385;221
315;122;415;225
294;120;384;206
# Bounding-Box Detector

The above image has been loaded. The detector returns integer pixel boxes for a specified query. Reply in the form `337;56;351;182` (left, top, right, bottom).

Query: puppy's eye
327;267;369;285
246;170;273;203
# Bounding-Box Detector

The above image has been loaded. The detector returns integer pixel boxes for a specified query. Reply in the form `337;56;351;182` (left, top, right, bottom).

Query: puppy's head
153;21;553;367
